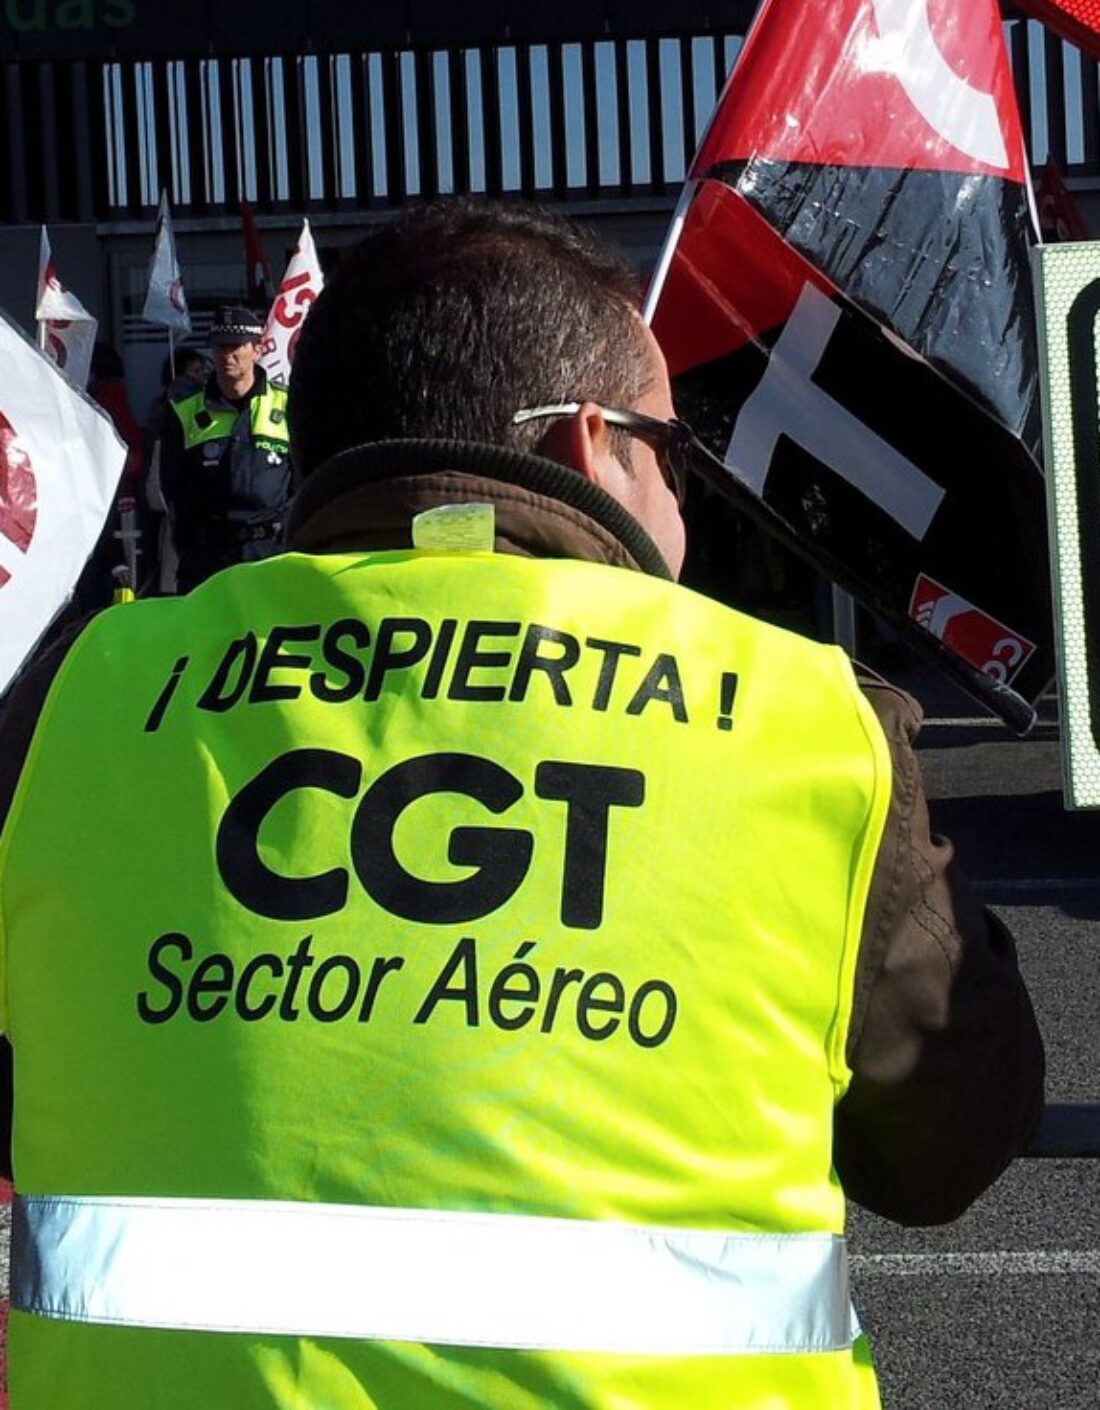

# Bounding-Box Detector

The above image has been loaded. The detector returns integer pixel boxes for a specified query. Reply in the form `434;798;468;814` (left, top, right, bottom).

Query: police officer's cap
210;306;264;345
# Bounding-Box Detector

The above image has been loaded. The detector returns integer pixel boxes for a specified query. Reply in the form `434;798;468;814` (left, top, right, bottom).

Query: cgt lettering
216;750;645;932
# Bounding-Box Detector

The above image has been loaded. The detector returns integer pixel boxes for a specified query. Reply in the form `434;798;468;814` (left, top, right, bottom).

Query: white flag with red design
259;219;323;386
35;226;97;391
0;308;126;694
142;190;191;333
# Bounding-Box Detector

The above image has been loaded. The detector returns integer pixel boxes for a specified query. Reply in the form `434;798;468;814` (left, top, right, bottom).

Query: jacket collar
287;440;674;579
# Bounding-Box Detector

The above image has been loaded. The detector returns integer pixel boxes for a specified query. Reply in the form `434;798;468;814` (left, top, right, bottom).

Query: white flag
0;309;126;694
259;219;323;386
35;227;98;391
143;190;191;333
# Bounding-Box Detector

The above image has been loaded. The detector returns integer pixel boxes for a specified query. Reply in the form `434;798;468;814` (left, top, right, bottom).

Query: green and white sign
1035;241;1100;807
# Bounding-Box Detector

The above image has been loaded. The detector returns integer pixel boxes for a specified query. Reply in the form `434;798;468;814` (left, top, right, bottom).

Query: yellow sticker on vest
412;503;495;553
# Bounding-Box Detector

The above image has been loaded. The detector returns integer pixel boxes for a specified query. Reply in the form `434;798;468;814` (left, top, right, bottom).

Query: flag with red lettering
648;0;1051;727
259;220;323;387
0;309;126;695
1016;0;1100;59
143;190;191;333
1038;157;1089;241
241;199;275;309
35;227;97;392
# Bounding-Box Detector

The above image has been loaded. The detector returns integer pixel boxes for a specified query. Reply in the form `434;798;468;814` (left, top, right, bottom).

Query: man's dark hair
290;199;650;477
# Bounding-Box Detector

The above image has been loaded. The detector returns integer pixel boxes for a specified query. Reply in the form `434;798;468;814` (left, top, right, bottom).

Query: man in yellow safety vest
0;200;1043;1408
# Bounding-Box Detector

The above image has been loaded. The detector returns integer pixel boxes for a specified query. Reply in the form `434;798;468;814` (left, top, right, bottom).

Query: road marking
976;877;1100;894
922;716;1059;729
852;1251;1100;1276
923;716;1008;728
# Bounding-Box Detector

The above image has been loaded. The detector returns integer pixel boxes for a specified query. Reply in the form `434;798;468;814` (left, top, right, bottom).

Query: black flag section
660;179;1050;729
708;159;1043;456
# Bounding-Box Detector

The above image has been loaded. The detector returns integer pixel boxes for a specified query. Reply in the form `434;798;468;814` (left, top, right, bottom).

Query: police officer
156;306;290;591
0;202;1043;1408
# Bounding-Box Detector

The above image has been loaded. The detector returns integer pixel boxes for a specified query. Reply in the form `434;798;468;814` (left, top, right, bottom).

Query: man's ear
535;402;622;492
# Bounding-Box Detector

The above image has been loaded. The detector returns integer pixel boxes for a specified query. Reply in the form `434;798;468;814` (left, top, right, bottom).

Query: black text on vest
215;749;646;931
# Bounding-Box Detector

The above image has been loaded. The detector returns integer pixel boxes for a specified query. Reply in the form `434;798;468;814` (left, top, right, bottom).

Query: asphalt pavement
851;664;1100;1410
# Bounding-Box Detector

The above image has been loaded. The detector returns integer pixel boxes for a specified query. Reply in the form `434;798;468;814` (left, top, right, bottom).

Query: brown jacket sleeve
0;624;90;1181
834;670;1045;1225
0;624;86;825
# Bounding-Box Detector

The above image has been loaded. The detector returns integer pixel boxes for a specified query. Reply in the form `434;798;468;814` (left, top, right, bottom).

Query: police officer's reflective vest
0;546;891;1409
167;379;291;580
171;379;290;461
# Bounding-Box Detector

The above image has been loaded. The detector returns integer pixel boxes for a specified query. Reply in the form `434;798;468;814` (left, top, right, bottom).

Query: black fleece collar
287;439;673;581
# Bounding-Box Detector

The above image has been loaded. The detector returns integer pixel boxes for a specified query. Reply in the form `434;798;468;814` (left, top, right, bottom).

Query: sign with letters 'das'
1035;243;1100;807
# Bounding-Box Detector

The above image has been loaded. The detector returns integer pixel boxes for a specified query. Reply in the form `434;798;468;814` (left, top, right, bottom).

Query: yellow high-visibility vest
0;546;891;1409
171;380;289;456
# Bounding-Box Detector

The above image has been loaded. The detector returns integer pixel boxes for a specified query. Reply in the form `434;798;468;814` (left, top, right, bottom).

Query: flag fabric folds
259;220;323;387
648;0;1051;727
1016;0;1100;60
143;191;191;334
35;228;97;392
0;310;126;695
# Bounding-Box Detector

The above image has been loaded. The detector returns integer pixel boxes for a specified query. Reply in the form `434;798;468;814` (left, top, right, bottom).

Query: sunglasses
512;402;695;507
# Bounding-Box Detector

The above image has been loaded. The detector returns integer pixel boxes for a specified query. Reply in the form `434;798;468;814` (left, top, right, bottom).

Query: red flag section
683;0;1039;443
241;199;274;309
0;410;37;592
1016;0;1100;60
694;0;1028;179
650;0;1051;726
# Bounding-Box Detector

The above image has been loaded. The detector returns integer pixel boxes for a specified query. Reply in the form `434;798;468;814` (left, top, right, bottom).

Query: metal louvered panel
1084;56;1100;165
447;48;471;196
5;23;1100;227
381;49;406;204
1045;24;1069;165
71;61;98;220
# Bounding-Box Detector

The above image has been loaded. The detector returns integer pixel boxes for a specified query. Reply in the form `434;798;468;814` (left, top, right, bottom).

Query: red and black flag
1015;0;1100;59
649;0;1051;728
241;199;275;310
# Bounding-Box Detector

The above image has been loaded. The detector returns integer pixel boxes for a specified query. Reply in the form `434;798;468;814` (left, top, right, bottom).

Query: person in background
146;345;212;435
0;201;1043;1408
145;344;211;594
89;342;144;497
69;342;146;610
152;306;290;592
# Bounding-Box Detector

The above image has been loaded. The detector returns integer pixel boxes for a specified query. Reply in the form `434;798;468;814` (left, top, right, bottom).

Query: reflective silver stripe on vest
13;1194;858;1355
